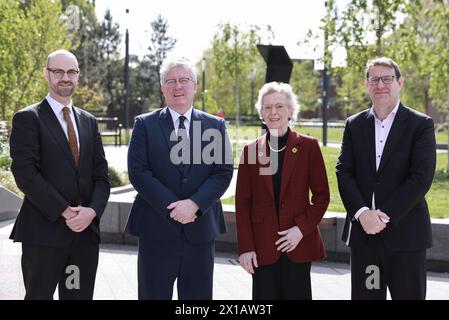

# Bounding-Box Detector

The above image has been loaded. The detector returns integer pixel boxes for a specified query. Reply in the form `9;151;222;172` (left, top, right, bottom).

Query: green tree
422;0;449;172
97;9;123;117
212;23;270;119
144;14;177;107
321;0;422;114
290;60;321;117
0;0;73;122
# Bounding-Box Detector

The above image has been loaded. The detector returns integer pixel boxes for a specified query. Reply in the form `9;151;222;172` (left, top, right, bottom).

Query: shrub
0;168;22;196
108;166;123;188
0;154;12;170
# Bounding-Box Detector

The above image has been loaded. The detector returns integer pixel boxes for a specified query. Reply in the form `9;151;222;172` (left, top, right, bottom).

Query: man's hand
359;210;390;235
61;207;77;220
167;199;198;224
275;226;303;252
65;206;96;232
239;251;258;274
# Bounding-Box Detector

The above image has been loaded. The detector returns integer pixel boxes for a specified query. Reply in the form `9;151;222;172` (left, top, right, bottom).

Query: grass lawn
222;146;449;219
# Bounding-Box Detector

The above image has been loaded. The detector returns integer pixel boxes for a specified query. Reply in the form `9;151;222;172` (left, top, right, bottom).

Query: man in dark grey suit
336;57;436;300
125;58;233;300
9;49;110;299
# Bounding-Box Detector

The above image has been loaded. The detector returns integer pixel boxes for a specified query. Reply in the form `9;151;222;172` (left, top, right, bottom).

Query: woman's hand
276;226;303;252
239;251;258;274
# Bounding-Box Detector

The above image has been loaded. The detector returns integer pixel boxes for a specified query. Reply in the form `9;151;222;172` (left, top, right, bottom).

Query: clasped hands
239;226;303;274
167;199;198;224
359;210;390;235
62;206;96;232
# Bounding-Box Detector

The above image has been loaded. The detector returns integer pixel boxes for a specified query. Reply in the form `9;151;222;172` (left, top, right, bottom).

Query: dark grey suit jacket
9;99;110;246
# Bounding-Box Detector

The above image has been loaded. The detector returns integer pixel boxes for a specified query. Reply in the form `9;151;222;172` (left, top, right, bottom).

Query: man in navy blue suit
125;58;233;300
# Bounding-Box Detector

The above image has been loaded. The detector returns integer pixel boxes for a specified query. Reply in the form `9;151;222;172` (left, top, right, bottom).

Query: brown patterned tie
62;107;79;167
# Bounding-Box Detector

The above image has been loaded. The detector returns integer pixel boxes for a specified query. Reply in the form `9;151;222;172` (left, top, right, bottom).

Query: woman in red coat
236;82;330;300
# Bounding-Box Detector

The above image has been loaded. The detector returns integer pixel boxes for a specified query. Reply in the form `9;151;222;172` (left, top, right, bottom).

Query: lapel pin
292;147;298;154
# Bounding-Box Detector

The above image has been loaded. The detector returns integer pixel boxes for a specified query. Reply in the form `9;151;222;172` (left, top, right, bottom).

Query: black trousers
350;237;426;300
137;233;215;300
252;254;312;300
21;230;99;300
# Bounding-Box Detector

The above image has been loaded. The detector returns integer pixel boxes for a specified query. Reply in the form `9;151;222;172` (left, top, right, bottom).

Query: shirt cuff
354;207;370;221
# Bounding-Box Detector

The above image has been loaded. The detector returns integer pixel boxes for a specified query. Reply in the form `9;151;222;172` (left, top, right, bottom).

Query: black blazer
9;99;110;247
336;103;436;251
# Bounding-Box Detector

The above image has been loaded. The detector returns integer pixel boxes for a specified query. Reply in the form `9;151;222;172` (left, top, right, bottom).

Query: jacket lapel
279;130;302;199
377;104;408;175
257;134;274;200
158;107;177;151
363;110;377;175
38;99;77;169
73;107;87;168
184;108;204;176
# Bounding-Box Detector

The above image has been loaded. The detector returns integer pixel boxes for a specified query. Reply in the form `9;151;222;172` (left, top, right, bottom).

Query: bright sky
94;0;326;64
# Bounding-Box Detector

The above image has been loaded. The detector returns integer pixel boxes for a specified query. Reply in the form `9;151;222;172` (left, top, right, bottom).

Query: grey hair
255;82;300;122
160;57;197;84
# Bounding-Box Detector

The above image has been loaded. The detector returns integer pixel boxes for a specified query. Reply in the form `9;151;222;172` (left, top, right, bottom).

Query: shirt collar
369;101;400;121
168;106;193;123
46;94;73;114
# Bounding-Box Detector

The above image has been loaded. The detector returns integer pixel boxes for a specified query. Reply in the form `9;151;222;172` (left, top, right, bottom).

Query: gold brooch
292;147;298;154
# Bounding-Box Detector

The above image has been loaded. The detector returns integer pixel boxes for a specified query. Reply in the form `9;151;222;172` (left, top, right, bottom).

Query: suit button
182;178;188;184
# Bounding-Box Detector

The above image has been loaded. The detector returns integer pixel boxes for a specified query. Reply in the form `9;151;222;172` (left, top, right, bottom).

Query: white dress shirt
354;102;400;221
168;106;193;138
46;95;80;150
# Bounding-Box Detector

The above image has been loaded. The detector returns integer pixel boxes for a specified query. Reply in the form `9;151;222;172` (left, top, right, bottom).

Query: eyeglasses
164;77;194;88
47;68;80;79
367;75;398;85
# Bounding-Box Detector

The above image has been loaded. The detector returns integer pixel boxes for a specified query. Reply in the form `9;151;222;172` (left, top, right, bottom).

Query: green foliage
73;84;105;112
290;61;321;116
146;15;177;107
0;155;12;170
0;168;22;196
210;24;270;117
0;0;74;122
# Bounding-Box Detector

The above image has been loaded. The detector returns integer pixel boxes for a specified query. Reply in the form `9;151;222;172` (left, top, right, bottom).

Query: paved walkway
1;219;449;300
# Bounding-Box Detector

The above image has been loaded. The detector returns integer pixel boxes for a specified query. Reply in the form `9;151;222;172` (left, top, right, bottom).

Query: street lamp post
123;8;130;143
201;57;206;112
250;64;256;116
321;0;329;147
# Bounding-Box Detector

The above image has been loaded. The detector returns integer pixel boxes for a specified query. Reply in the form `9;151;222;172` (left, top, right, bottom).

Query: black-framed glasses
47;68;80;79
367;75;398;85
164;77;194;88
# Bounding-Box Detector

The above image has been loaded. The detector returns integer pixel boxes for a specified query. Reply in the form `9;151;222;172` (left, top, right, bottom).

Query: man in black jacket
336;57;436;300
9;49;110;300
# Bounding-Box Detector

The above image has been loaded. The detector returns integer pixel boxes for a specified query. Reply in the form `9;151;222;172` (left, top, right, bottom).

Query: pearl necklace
267;140;286;153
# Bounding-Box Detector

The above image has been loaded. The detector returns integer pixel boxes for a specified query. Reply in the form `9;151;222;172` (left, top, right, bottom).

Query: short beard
54;82;75;97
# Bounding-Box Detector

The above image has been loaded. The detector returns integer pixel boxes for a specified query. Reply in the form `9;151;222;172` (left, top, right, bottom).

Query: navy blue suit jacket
125;107;233;244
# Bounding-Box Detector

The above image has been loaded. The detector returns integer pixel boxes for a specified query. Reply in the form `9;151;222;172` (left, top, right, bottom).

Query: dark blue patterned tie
177;115;186;142
178;115;186;160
